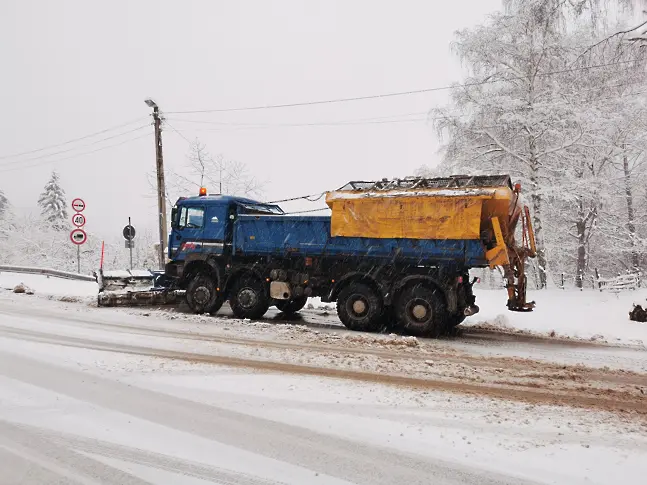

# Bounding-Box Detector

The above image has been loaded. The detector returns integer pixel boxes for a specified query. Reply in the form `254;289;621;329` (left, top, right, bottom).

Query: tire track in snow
1;305;646;388
0;324;645;416
0;349;539;485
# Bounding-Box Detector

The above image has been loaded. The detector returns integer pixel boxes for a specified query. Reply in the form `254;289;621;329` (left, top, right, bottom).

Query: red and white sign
70;228;87;245
72;213;86;227
71;198;86;212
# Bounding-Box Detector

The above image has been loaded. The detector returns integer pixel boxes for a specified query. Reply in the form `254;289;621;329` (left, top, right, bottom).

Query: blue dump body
233;214;488;267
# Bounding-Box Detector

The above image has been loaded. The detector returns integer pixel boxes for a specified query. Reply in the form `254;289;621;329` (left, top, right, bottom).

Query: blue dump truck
97;175;536;337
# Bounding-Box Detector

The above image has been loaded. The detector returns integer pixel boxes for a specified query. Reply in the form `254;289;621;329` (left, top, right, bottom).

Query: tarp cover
327;195;484;240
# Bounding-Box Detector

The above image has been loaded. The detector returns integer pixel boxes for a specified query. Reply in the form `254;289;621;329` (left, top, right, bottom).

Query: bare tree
149;138;265;212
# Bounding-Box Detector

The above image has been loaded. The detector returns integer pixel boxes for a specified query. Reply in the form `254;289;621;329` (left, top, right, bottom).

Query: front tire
275;296;308;314
186;274;219;314
395;284;447;337
230;276;270;320
336;282;383;332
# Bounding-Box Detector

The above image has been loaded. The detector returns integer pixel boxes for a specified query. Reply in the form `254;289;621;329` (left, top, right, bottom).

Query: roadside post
123;219;136;270
70;198;87;273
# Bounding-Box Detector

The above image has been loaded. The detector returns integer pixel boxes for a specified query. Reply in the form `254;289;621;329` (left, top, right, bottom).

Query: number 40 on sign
72;213;86;227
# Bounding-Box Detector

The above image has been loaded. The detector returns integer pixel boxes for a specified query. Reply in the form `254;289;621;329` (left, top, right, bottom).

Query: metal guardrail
0;265;96;282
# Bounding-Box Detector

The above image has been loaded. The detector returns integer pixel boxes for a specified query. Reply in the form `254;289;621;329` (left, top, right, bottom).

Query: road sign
71;198;86;212
125;240;135;249
123;225;136;240
70;228;87;245
72;213;86;227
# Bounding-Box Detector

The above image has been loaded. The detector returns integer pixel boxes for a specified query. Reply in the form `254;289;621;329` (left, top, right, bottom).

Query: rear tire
230;276;270;320
275;296;308;314
208;295;225;315
395;284;447;337
186;274;219;314
336;282;383;332
446;313;466;327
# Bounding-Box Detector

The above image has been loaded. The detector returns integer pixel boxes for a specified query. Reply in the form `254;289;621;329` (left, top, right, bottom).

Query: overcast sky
0;0;501;238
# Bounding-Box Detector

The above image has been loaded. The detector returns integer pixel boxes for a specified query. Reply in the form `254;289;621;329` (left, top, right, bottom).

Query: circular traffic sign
71;198;86;212
122;225;136;240
70;228;87;245
72;213;86;228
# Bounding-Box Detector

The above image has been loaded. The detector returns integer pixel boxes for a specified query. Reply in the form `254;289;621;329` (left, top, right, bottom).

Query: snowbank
467;287;647;346
0;271;98;300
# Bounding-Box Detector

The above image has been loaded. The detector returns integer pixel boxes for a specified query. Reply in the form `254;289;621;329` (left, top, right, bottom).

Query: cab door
171;204;206;260
201;203;229;256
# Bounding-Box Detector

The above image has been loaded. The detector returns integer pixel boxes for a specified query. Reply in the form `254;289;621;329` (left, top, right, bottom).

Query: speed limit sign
72;213;86;227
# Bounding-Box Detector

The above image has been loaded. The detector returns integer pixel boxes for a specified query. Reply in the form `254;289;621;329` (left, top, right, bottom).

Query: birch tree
431;0;646;287
163;139;264;204
433;1;582;288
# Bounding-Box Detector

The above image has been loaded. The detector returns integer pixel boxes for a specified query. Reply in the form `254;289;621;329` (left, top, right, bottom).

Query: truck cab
167;194;283;278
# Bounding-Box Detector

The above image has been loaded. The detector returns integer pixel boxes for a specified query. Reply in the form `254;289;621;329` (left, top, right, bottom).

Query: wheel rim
238;288;258;309
406;298;432;324
412;303;428;320
347;294;369;318
352;299;367;314
193;286;211;306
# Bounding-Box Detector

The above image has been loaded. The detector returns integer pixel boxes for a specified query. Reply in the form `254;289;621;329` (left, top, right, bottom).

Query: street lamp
144;98;167;270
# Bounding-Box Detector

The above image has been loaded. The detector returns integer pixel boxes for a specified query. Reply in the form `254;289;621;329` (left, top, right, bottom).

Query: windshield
239;203;284;215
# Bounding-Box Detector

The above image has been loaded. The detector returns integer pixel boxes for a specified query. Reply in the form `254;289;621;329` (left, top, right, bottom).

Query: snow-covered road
0;290;647;484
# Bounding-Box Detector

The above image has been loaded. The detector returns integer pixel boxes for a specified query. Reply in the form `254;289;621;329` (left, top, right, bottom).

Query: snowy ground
0;270;98;301
467;286;647;346
0;272;647;484
1;270;646;346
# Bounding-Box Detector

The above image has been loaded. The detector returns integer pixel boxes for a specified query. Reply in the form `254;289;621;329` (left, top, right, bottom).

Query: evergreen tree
38;171;68;229
0;189;7;219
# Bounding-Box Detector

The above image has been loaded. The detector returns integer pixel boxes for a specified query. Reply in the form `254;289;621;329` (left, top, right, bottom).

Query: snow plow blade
95;269;182;307
97;289;183;307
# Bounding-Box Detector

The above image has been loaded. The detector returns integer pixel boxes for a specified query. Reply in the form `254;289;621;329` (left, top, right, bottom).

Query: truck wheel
230;276;270;320
275;296;308;314
446;313;466;327
395;285;447;337
208;295;225;315
336;283;383;332
186;274;220;314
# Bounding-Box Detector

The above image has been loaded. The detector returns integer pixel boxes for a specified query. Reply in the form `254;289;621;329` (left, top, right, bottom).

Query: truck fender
182;258;222;289
223;267;267;297
327;272;383;303
392;275;456;313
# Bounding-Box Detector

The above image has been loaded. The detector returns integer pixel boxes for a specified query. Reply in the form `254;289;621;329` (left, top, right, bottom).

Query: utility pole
145;98;167;270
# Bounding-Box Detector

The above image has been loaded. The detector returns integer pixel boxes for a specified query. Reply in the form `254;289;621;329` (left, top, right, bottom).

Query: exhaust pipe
463;305;480;317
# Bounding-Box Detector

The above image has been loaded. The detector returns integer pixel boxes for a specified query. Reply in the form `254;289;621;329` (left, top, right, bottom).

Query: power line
167;110;429;127
0;116;148;161
267;192;326;203
282;207;331;215
164;120;193;144
165;116;428;129
164;87;647;134
0;131;152;173
165;58;645;115
164;79;647;134
0;124;151;168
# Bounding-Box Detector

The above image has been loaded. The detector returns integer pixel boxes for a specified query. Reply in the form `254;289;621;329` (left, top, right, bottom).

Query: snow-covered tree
0;189;8;219
429;0;647;288
38;171;68;230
